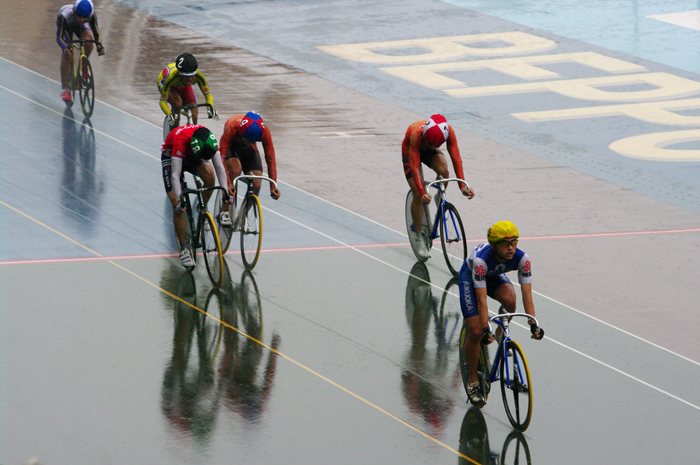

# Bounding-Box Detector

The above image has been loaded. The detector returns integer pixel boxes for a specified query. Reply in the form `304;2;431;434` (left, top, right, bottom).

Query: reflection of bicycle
66;37;97;118
178;174;226;289
459;313;539;431
161;272;221;440
458;408;532;465
405;175;469;277
163;103;215;140
218;269;280;422
213;174;278;270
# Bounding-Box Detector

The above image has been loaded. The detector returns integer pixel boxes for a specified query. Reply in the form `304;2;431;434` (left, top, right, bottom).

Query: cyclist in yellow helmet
458;221;544;408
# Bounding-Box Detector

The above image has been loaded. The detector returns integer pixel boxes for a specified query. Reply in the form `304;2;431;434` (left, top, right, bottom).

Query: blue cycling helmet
73;0;94;18
241;111;264;143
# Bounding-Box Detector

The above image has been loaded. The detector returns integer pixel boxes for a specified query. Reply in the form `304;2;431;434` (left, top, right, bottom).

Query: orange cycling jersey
156;63;214;116
401;119;465;198
220;114;278;184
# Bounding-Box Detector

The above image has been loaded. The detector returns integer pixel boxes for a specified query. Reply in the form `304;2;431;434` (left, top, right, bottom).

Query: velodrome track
2;1;700;464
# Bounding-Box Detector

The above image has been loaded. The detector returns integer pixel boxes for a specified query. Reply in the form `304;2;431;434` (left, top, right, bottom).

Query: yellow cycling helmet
487;221;519;244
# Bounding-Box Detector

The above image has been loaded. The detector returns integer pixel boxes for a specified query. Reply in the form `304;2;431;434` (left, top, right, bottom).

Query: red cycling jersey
401;119;465;198
162;124;205;160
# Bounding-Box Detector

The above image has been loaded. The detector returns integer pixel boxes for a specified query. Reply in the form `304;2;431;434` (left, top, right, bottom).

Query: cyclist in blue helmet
56;0;105;103
218;112;281;225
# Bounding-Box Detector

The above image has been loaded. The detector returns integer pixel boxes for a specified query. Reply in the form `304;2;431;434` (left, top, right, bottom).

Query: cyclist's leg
59;26;77;91
489;277;517;340
430;150;450;179
178;86;197;124
225;155;243;196
239;146;264;197
459;268;483;386
162;154;187;244
168;89;184;125
403;158;425;234
80;25;94;56
196;160;217;206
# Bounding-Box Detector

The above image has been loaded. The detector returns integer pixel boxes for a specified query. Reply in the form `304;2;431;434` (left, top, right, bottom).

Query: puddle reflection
459;408;533;465
402;262;462;435
160;260;280;445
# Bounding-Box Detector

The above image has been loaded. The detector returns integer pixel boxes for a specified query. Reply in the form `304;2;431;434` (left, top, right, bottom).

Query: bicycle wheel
439;202;468;278
240;195;262;270
199;211;224;289
240;270;263;338
459;327;490;405
405;189;432;262
500;339;533;431
213;188;234;254
501;430;532;465
163;116;173;141
78;57;94;118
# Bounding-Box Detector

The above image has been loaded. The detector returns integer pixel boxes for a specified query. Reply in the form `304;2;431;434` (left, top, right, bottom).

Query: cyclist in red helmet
402;114;475;246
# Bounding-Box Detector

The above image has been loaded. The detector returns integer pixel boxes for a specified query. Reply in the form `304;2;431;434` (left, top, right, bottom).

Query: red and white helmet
422;114;449;147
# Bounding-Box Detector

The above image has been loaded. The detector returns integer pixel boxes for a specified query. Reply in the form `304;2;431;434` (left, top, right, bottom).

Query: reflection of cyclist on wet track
219;112;281;220
157;53;218;127
402;114;475;245
57;0;105;103
160;272;221;441
218;272;280;422
61;110;104;223
458;221;544;408
402;262;458;434
161;125;230;269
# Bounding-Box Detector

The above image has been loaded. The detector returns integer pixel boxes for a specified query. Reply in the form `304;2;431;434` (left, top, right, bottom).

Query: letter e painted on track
381;52;646;90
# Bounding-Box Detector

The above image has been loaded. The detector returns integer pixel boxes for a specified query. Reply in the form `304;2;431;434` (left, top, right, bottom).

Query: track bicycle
178;174;227;289
212;174;278;270
66;37;97;118
163;103;216;140
459;313;539;431
405;176;469;277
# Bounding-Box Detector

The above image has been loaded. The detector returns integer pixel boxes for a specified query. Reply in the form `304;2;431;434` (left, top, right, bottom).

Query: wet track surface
2;1;700;464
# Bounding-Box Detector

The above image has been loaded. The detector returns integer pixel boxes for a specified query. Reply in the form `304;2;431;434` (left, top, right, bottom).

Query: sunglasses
496;238;519;247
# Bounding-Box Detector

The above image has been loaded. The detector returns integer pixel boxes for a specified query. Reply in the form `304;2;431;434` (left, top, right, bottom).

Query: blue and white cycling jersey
466;242;532;288
458;242;532;318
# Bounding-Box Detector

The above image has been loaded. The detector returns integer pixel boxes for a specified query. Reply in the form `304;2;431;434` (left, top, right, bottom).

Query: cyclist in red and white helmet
402;114;475;248
56;0;105;103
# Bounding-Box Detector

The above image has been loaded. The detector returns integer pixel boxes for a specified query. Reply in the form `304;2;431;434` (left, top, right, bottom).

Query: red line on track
2;227;699;266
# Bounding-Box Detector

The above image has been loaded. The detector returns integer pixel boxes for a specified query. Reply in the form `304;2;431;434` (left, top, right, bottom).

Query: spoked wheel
240;195;262;270
78;58;94;118
199;211;224;289
404;190;432;262
439;202;468;277
501;430;532;465
213;189;234;254
500;339;533;431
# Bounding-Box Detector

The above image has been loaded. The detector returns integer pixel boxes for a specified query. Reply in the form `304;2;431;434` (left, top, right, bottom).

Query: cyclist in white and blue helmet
56;0;105;103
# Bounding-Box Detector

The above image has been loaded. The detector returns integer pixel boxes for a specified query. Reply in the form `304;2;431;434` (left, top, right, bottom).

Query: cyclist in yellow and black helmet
458;221;544;408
